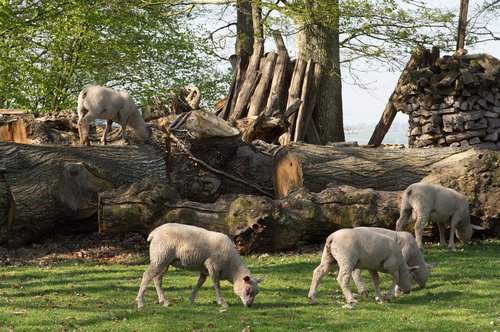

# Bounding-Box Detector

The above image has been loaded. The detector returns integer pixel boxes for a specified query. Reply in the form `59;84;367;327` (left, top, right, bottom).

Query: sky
342;0;500;127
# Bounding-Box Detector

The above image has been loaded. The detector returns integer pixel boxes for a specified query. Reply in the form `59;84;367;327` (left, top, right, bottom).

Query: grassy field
0;239;499;332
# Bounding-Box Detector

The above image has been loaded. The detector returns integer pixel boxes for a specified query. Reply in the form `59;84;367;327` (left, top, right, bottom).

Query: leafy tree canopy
0;0;230;112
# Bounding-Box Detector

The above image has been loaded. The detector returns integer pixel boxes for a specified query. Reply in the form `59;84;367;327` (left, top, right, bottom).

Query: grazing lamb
395;183;475;252
352;227;436;297
135;223;266;309
77;86;150;146
308;228;419;305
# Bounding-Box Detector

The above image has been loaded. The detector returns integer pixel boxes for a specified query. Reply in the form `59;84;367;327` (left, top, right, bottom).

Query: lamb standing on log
135;223;266;309
352;227;436;297
308;228;419;306
395;183;476;252
77;85;151;146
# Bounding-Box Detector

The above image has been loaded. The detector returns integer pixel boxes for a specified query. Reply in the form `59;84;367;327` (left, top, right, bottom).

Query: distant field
345;125;408;145
1;240;499;331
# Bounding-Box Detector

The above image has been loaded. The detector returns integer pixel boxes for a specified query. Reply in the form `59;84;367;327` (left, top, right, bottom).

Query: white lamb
352;227;436;297
395;183;474;252
135;223;266;309
308;228;419;305
77;85;151;146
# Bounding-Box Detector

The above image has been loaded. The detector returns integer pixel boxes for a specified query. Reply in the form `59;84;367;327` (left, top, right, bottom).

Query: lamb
352;227;436;297
308;228;419;305
395;183;475;252
77;85;151;146
135;223;266;309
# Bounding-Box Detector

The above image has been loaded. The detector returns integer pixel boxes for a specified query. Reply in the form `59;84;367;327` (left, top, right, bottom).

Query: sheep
308;228;419;305
395;183;475;252
77;85;151;146
135;223;266;309
352;227;436;297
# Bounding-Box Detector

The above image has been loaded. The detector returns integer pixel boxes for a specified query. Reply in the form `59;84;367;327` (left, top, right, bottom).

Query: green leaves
0;1;229;112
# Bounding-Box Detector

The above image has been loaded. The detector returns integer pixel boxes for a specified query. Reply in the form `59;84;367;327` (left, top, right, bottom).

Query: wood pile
400;51;500;149
0;109;29;143
217;33;323;145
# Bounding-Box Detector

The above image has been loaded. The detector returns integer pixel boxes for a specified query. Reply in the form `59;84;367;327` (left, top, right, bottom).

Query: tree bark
295;0;344;143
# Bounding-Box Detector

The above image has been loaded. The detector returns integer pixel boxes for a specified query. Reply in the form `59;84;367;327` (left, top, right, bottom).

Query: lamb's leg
136;261;169;309
118;122;130;145
101;119;113;145
308;262;332;304
414;209;430;252
189;273;207;305
337;266;357;304
395;208;412;231
383;271;399;302
351;269;369;298
368;270;383;303
153;266;170;307
448;214;461;251
205;262;227;308
78;112;96;146
436;222;448;248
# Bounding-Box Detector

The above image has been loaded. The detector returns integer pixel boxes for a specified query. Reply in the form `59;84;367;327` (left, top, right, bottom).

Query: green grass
1;240;499;332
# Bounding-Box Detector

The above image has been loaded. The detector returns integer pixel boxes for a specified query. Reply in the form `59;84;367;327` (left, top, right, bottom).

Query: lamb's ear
471;224;485;231
427;262;438;270
255;275;266;283
243;276;251;282
409;265;420;272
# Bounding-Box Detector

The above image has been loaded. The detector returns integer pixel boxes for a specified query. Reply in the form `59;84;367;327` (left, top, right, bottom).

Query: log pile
217;33;323;145
401;51;500;149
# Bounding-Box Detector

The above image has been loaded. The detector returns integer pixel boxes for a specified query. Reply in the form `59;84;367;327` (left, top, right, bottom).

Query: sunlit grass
1;240;499;331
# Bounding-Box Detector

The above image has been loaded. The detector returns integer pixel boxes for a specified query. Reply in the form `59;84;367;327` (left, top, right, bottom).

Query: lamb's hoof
342;303;356;309
219;302;229;309
160;300;170;307
375;296;386;304
136;301;145;309
309;298;317;305
360;291;370;299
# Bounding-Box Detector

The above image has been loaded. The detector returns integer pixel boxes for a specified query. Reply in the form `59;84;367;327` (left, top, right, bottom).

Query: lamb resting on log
308;228;419;306
135;223;266;309
77;86;151;146
395;183;479;251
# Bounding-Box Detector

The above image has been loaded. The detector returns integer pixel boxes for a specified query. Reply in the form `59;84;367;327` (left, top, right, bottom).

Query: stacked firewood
400;51;500;150
217;33;323;145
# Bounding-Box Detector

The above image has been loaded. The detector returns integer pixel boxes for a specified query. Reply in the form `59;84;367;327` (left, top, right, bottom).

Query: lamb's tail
147;230;155;242
321;235;336;265
396;187;414;230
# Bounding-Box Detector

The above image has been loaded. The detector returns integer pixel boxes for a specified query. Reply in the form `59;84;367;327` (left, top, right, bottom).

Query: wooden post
248;52;277;116
456;0;469;50
368;45;427;146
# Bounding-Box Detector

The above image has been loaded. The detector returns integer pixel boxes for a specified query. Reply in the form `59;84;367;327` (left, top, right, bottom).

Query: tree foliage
0;0;229;112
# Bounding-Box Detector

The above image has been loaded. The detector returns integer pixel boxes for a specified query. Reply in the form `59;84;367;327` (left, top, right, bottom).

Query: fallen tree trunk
284;143;477;192
98;178;401;253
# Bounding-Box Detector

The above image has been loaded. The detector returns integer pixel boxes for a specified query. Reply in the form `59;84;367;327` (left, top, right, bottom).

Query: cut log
248;52;278;116
220;53;249;120
0;143;166;245
264;32;291;116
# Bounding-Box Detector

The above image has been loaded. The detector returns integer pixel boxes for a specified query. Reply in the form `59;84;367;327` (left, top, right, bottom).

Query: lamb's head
235;275;266;307
413;263;437;288
396;265;420;294
455;224;473;245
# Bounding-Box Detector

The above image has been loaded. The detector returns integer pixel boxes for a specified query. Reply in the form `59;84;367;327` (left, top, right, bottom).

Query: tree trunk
296;0;344;143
